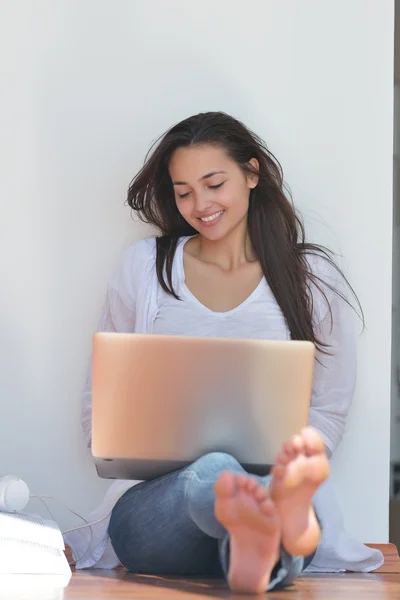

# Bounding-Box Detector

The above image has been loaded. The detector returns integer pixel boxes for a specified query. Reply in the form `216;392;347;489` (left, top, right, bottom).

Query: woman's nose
193;191;213;214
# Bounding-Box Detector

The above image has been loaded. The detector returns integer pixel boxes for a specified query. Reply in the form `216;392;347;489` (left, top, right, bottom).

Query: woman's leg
109;428;328;592
213;429;328;593
185;452;306;591
108;462;222;577
108;451;303;589
108;452;258;576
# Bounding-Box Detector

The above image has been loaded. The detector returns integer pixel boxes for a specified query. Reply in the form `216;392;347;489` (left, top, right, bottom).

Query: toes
300;427;325;455
271;464;285;480
214;471;237;498
283;441;295;457
254;485;269;503
236;473;249;491
245;478;258;493
285;435;304;458
291;434;305;453
259;497;276;517
276;452;290;466
282;429;324;460
283;440;298;460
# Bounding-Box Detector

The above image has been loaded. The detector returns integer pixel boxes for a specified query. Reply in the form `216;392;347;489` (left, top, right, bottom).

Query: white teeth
200;210;224;222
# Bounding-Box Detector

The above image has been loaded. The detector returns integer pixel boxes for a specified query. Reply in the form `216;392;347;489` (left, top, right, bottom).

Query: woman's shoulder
108;237;157;293
123;235;190;262
115;235;189;283
119;236;157;273
124;236;157;261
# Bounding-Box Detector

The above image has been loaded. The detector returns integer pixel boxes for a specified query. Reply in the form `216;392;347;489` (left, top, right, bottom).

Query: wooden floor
60;544;400;599
64;569;400;599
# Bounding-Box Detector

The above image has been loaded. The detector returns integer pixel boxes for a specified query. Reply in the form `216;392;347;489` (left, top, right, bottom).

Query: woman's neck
190;218;256;271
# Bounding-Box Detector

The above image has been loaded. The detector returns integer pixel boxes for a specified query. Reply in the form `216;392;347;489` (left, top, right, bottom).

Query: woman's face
169;145;258;241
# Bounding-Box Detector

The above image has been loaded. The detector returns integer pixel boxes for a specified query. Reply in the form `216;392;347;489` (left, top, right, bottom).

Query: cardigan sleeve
81;240;151;447
307;254;357;456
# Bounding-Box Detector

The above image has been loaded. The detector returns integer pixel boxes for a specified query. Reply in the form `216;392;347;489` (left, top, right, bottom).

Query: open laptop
91;333;315;480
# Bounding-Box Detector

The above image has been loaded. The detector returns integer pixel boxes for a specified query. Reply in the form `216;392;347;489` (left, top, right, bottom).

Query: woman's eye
209;182;224;190
178;192;191;199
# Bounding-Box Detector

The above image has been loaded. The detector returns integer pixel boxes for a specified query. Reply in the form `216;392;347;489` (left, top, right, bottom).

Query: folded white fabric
305;478;384;573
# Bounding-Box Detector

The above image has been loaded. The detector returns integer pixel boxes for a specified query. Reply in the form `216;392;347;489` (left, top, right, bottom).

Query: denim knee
182;452;242;540
189;452;241;478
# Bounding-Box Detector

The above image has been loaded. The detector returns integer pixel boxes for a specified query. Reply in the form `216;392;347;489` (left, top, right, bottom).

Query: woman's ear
247;158;259;189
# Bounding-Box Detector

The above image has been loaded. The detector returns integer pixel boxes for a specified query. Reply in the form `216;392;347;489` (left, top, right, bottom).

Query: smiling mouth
199;210;224;223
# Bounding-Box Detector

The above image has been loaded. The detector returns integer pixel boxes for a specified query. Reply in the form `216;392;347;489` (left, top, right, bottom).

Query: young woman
65;112;384;592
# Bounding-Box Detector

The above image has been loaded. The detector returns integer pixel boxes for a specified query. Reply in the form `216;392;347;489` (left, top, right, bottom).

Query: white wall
0;0;394;541
392;78;400;467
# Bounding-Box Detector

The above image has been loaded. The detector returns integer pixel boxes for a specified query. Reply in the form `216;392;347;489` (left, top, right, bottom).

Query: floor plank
62;544;400;598
366;543;400;572
64;569;400;599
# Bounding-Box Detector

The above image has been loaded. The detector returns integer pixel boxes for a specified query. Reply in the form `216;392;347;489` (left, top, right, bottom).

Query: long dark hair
127;111;363;353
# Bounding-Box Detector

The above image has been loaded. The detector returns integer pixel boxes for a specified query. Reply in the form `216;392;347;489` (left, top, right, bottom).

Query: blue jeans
108;452;314;592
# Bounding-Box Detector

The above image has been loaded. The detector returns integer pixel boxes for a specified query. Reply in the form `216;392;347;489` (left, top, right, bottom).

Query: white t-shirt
153;239;289;340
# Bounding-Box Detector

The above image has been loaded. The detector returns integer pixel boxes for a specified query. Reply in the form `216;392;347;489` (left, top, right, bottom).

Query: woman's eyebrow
172;170;227;186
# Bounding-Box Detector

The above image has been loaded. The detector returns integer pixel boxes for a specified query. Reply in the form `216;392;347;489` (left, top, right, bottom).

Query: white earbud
0;475;30;513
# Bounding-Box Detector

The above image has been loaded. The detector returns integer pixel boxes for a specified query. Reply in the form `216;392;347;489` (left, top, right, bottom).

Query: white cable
30;494;113;567
30;495;56;522
61;509;114;567
62;509;114;534
30;495;92;529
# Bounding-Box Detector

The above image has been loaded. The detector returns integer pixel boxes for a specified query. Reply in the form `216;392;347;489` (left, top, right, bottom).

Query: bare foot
214;471;280;594
270;427;329;557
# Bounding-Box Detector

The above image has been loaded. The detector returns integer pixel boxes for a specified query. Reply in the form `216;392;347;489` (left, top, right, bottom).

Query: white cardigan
64;237;383;572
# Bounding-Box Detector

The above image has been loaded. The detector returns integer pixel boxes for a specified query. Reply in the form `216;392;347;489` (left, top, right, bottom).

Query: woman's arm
308;264;357;457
